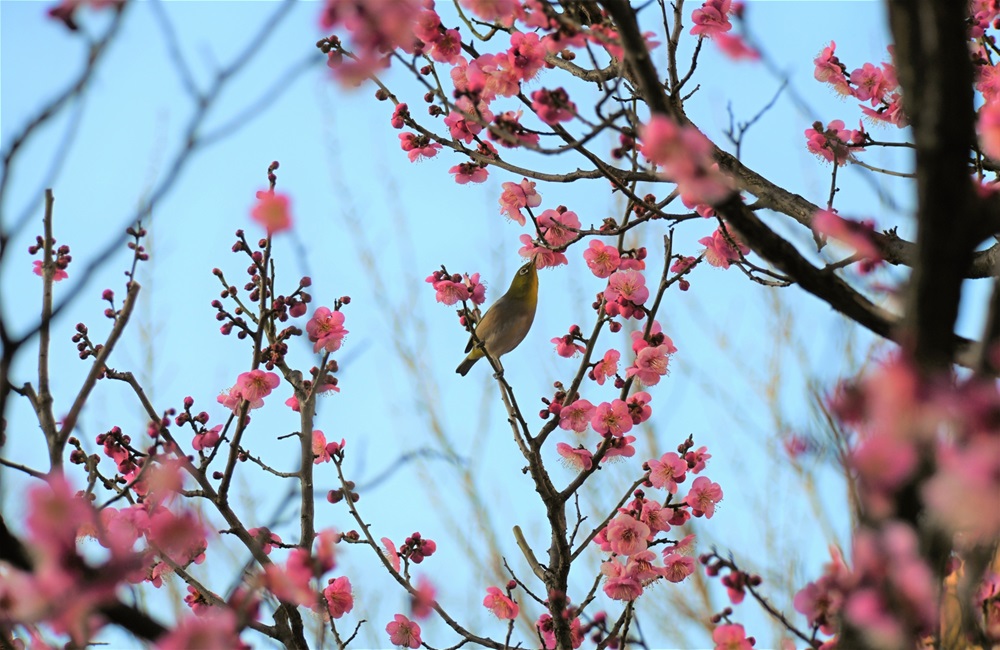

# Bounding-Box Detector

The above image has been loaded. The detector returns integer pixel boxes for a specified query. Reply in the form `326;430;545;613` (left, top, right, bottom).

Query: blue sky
0;1;945;647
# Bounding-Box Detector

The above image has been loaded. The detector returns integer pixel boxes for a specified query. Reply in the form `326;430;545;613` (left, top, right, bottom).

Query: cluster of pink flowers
689;0;758;61
425;269;487;306
626;323;677;386
804;119;866;166
218;369;281;412
813;42;906;127
640;115;732;206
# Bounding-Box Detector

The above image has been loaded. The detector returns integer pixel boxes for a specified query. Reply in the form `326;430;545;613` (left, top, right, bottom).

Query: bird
456;259;538;376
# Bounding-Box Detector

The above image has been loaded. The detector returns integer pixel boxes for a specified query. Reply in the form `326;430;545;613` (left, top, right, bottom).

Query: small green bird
456;259;539;376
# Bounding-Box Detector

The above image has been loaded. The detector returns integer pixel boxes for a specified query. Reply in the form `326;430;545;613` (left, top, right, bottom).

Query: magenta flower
539;208;580;248
483;586;519;619
518;234;568;268
32;260;69;281
699;226;749;269
660;554;696;583
551;334;585;358
712;623;753;650
386;613;422;648
307;307;348;353
450;162;489;184
507;31;545;82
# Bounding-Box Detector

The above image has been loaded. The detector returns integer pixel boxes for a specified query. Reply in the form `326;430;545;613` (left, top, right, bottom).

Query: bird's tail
456;354;479;376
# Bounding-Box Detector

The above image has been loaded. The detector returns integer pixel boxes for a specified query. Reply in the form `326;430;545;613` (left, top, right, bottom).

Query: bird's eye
519;266;529;275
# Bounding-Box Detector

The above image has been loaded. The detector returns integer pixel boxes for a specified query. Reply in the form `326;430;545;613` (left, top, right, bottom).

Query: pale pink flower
600;559;644;601
483;586;519;619
647;451;687;493
604;270;649;304
236;370;280;403
804;119;863;166
450;162;489;184
699;226;749;269
980;101;1000;161
626;391;653;424
603;435;637;461
559;399;595;432
591;400;633;436
248;527;282;555
460;0;518;25
307;307;348;353
814;41;851;95
639;500;671;533
583;240;621;278
713;33;758;60
411;576;436;619
551;334;585;358
592;349;619;385
313;430;331;464
156;610;240;650
661;554;696;583
606;514;650;556
444;96;494;143
498;178;541;226
686;446;712;473
626;345;671;385
640;115;731;204
398;132;442;162
192;424;222;452
850;62;890;104
323;576;354;619
251;191;292;235
382;537;401;572
557;443;594;471
518;234;568;268
508;31;545;81
685;476;723;518
712;623;753;650
923;435;1000;546
539;208;580;248
386;613;422;648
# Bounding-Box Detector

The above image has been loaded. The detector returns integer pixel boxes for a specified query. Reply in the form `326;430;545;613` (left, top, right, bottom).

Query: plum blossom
557;443;594;471
386;613;422;648
647;451;687;493
323;576;354;619
483;586;519;619
498;178;541;225
606;514;650;556
307;307;348;353
699;226;749;269
590;400;633;436
251;191;292;235
690;0;732;37
685;476;723;517
583;240;621;278
559;399;595;432
538;208;580;248
592;349;619;385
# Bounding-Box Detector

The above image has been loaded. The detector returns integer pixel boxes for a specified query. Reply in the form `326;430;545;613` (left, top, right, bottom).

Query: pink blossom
444;96;494;143
850;62;890;104
699;226;749;269
518;234;568;268
603;435;637;461
323;576;354;619
32;260;69;281
236;369;280;403
382;537;401;572
713;33;759;61
551;333;585;358
450;162;489;184
980;101;1000;161
305;306;348;353
312;430;331;464
538;208;580;248
979;63;1000;104
604;269;649;304
626;345;671;385
248;527;283;555
712;623;753;650
427;27;462;63
391;103;409;129
685;476;723;518
498;178;541;225
583;240;621;278
661;553;696;582
490;110;540;148
923;435;1000;546
804;119;863;166
557;443;594;471
813;209;882;270
606;514;650;556
156;610;241;650
591;400;633;437
507;31;545;81
640;500;671;533
861;92;907;128
460;0;518;25
640;115;731;204
398;132;442;162
631;321;676;355
192;424;222;452
531;88;576;124
601;559;644;601
559;399;595;432
251;191;292;235
686;445;712;473
536;612;584;649
483;586;519;619
690;0;732;37
626;391;652;424
411;576;436;619
814;41;851;95
592;349;620;385
386;613;422;648
647;451;687;493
